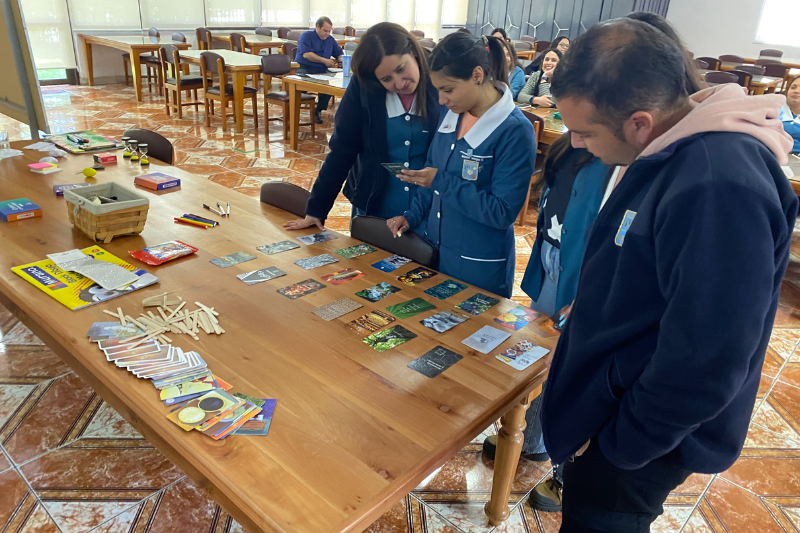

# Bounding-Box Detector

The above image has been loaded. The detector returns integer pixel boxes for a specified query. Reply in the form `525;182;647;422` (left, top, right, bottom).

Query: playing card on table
462;326;511;354
424;279;468;300
496;340;550;371
396;266;438;286
87;322;143;342
455;293;501;316
233;398;277;436
371;254;412;272
335;244;377;259
237;266;287;284
210;252;257;268
494;305;540;331
295;254;339;270
277;278;326;299
347;310;396;334
362;325;417;352
321;268;365;285
311;298;363;321
408;346;463;378
297;231;338;245
421;310;470;333
257;240;300;255
355;282;401;302
385;297;436;319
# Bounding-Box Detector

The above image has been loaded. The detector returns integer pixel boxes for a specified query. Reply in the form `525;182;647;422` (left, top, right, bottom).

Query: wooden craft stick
125;315;147;330
117;307;126;325
195;302;219;316
166;301;187;320
124;329;166;350
102;309;121;319
157;307;170;323
161;334;172;343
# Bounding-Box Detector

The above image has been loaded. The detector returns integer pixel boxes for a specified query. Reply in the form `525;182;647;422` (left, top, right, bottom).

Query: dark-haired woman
500;39;526;99
490;27;509;42
284;22;440;231
518;49;561;107
525;36;569;75
386;33;536;297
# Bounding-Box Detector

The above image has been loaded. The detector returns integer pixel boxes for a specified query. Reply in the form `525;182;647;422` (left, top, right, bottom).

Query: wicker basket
64;183;149;244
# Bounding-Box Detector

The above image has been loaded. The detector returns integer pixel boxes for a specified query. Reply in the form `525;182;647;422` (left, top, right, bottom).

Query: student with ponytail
386;32;536;297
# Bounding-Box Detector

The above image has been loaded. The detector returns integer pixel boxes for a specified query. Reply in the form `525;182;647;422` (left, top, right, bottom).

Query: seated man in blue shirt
295;16;344;123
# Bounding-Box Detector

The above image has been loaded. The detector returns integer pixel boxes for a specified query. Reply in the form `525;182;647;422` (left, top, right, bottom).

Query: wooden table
745;57;800;69
283;74;349;150
788;155;800;196
212;33;290;55
180;49;262;134
0;141;554;533
516;105;566;145
77;34;191;102
700;68;782;94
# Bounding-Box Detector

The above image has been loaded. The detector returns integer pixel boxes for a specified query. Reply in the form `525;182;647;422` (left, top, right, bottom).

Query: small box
0;198;43;222
93;153;117;164
53;183;91;196
134;172;181;191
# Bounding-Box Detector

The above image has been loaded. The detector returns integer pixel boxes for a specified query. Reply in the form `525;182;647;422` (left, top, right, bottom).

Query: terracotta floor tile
0;304;18;337
721;452;800;497
0;345;71;385
519;499;561;533
0;321;45;346
423;500;528;533
0;450;10;473
700;478;784;533
208;171;246;189
0;468;61;533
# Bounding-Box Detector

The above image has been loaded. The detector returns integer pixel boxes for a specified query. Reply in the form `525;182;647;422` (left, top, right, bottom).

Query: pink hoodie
640;84;794;165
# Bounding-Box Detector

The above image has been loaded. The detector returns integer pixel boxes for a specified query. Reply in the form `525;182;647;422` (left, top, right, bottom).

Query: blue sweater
509;66;525;100
781;108;800;153
541;131;798;473
295;30;343;73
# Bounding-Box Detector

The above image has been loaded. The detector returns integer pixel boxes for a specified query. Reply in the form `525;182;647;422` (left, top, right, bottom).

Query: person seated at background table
525;36;569;75
491;28;510;42
499;38;526;99
295;16;344;124
284;23;440;232
781;76;800;153
386;33;535;298
518;49;561;107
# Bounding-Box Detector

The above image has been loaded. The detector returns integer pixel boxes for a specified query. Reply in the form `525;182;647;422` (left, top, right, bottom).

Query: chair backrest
350;216;437;268
763;63;789;78
695;59;709;70
123;129;174;165
148;27;160;38
355;30;367;37
729;69;752;88
718;54;745;63
345;26;355;36
418;40;435;50
521;110;545;151
534;40;550;52
755;58;782;66
283;42;299;60
704;70;739;85
171;32;186;43
260;53;291;76
200;51;225;88
255;27;273;36
736;65;765;76
410;30;424;38
696;56;720;70
514;41;532;51
520;35;536;43
259;182;310;217
160;44;179;68
230;32;247;53
332;28;345;35
196;28;212;50
760;49;784;58
277;27;291;39
287;30;305;41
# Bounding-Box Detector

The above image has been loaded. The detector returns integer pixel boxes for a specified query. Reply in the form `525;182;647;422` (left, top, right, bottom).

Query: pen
203;203;225;216
216;202;225;216
186;213;218;225
177;216;214;227
226;201;231;216
174;218;208;229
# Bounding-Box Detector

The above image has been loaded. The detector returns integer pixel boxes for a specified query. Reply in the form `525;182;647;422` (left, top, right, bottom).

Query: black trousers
559;440;691;533
295;67;331;112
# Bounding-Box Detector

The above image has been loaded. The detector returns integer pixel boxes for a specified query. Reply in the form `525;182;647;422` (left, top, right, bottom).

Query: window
263;0;306;26
441;0;467;25
20;0;76;69
414;0;441;40
351;0;385;28
755;0;800;47
206;0;259;26
67;0;141;29
140;0;205;28
387;0;415;28
310;0;348;27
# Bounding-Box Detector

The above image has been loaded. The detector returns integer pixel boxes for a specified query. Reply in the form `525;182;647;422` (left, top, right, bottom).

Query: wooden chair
355;30;367;37
410;30;425;38
261;54;316;138
760;49;784;58
345;26;356;37
344;41;358;53
704;70;739;85
332;28;345;35
200;51;259;132
534;40;550;52
259;182;310;217
515;41;533;51
287;30;305;41
172;32;187;43
518;110;545;226
719;54;745;63
196;27;212;50
520;35;536;43
729;69;753;89
736;65;766;76
230;33;258;87
697;56;720;70
123;27;162;91
277;27;291;39
123;128;174;164
283;42;299;61
695;59;709;70
351;216;437;267
255;27;273;36
160;44;202;119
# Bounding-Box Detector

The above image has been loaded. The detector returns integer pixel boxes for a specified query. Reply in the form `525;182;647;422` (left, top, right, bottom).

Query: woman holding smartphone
386;32;536;297
284;22;440;231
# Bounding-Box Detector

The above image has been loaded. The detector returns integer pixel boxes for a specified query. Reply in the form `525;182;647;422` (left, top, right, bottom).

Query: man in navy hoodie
544;19;798;532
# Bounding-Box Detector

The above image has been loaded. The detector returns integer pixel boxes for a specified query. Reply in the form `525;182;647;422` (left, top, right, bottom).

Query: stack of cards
386;297;436;319
311;298;363;321
336;244;377;258
277;279;326;299
372;255;411;272
494;305;540;331
210;252;257;268
237;266;287;285
421;310;470;333
456;294;501;316
496;340;550;371
424;280;467;300
408;346;463;378
462;325;511;354
321;268;365;285
257;241;300;255
297;231;337;245
397;267;438;286
295;254;338;270
356;282;400;302
362;325;417;352
347;310;396;334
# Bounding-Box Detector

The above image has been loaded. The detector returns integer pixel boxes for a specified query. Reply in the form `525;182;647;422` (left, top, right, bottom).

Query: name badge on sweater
615;210;637;246
462;158;480;181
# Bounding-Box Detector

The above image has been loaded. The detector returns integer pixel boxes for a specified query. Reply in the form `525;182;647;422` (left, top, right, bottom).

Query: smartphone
381;163;407;176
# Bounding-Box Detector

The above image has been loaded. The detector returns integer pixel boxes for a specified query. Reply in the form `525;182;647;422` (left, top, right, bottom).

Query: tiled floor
2;83;800;532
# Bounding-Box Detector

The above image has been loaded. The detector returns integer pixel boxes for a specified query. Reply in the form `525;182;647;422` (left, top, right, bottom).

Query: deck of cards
496;340;549;371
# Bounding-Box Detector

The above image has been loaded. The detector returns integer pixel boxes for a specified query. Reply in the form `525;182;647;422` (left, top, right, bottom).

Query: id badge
462;158;480;181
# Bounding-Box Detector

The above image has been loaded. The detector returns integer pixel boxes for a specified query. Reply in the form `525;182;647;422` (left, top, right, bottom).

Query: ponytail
429;32;509;87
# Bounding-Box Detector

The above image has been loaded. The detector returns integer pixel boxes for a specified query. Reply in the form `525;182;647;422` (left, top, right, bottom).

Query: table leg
484;392;533;526
83;40;94;86
131;52;143;101
752;86;766;95
233;71;245;133
288;82;301;150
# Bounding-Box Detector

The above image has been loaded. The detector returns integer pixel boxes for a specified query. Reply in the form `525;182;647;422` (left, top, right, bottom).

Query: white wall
667;0;800;60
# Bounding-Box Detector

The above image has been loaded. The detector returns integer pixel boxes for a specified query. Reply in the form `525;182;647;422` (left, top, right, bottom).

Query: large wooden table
516;105;566;145
745;57;800;69
283;74;349;150
0;142;554;533
180;49;262;134
212;33;290;55
700;68;783;94
77;34;191;102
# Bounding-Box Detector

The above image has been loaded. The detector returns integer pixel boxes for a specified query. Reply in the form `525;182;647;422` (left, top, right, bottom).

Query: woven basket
64;183;149;244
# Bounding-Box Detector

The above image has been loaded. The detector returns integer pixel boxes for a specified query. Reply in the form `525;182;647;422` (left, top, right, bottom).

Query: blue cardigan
305;76;440;220
520;155;610;313
541;131;798;473
509;66;525;100
781;107;800;153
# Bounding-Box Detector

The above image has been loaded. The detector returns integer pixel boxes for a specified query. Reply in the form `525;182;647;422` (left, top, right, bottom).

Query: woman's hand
386;216;410;238
532;96;554;108
398;167;437;188
283;215;325;231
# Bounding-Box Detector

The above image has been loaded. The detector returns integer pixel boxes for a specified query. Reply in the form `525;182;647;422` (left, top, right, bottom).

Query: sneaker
481;435;550;462
529;476;563;512
314;111;323;124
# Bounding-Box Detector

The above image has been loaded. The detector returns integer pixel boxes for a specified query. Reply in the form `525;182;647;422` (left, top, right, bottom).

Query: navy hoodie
541;86;799;473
